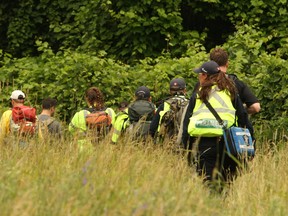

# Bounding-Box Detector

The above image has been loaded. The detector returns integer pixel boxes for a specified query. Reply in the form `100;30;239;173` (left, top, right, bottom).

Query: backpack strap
40;117;55;127
105;107;114;118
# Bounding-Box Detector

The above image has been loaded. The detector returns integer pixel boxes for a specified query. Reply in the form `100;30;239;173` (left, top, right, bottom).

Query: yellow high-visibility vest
111;109;129;143
188;86;236;137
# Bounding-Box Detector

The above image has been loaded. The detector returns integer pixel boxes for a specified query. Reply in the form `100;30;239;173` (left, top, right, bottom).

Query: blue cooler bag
223;127;255;157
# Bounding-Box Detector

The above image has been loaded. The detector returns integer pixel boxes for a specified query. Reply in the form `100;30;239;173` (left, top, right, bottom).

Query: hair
136;93;146;100
85;87;105;110
210;48;229;67
42;98;57;109
118;101;129;110
198;72;237;102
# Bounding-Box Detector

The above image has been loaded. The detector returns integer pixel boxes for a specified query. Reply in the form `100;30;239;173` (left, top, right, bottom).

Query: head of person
209;48;229;68
10;90;25;107
194;60;236;101
118;101;129;111
85;87;105;110
42;98;57;116
170;78;186;96
135;86;151;101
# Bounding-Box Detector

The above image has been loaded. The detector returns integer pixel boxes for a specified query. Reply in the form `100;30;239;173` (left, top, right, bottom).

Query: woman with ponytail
69;87;115;150
181;61;253;191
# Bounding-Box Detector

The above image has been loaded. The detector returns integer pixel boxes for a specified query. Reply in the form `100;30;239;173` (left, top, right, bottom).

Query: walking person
69;87;115;151
150;78;188;146
209;47;260;114
182;61;253;190
0;90;36;147
111;101;129;144
126;86;156;141
37;98;62;139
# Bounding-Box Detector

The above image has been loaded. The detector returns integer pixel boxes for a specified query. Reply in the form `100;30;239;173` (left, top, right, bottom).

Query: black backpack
127;100;155;138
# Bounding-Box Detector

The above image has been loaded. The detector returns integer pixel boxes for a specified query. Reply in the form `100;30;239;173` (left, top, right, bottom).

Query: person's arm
0;110;12;142
111;111;129;143
246;102;261;114
69;111;87;134
233;78;260;114
105;108;116;125
149;103;164;138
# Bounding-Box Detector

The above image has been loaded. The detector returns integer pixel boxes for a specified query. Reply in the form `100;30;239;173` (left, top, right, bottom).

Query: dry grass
0;133;287;216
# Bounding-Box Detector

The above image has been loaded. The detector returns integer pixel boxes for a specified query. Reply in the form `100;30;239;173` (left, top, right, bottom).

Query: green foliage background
0;0;288;140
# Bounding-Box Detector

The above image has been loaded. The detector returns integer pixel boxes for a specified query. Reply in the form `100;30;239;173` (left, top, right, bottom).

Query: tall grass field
0;133;287;216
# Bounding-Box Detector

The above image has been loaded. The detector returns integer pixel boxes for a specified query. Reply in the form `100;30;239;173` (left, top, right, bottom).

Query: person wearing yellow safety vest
0;90;28;147
69;87;115;151
181;61;253;189
111;101;130;143
149;78;188;144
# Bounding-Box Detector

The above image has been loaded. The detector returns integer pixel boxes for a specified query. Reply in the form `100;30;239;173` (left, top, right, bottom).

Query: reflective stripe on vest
188;87;236;137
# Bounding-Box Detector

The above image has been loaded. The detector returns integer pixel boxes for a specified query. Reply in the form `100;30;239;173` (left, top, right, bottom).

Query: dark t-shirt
229;74;259;107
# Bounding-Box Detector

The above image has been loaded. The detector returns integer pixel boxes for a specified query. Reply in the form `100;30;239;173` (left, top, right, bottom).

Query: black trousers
194;137;238;183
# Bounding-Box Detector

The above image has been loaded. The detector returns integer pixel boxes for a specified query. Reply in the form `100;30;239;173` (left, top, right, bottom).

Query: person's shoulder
38;114;57;124
1;109;12;119
227;73;239;81
105;107;116;116
72;109;87;118
105;107;115;112
227;73;247;86
131;99;154;107
37;114;49;121
3;109;12;115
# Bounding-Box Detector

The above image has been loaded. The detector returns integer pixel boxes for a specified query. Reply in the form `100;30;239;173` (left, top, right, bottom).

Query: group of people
0;48;260;189
0;91;62;145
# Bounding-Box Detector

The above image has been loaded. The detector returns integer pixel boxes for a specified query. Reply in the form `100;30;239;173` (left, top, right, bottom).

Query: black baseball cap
170;78;186;90
194;61;220;75
135;86;150;99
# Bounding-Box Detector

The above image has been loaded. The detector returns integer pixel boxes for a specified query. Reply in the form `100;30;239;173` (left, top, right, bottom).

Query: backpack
127;100;155;139
11;105;37;136
158;97;189;139
84;109;112;141
37;117;55;139
127;117;151;139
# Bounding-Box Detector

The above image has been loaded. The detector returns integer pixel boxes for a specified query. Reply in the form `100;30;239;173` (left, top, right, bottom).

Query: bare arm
246;102;261;114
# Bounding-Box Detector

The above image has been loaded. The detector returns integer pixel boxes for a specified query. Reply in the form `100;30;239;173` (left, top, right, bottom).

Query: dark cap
170;78;186;90
194;61;220;75
135;86;150;99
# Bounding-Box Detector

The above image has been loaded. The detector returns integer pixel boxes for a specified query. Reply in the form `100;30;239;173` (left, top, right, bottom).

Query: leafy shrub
0;42;207;122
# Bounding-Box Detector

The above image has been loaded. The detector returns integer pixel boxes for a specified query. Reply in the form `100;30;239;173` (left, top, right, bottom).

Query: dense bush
1;0;288;140
0;42;206;122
